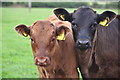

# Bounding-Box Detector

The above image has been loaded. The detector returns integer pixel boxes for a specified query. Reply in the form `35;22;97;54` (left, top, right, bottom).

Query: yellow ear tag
60;15;65;20
99;19;109;27
57;30;66;40
23;32;28;37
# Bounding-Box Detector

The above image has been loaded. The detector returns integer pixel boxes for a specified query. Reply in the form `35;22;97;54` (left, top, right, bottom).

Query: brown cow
15;15;79;79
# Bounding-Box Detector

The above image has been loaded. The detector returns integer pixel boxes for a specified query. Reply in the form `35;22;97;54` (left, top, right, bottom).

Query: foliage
31;2;89;8
105;2;118;9
2;2;14;7
2;8;53;78
1;2;119;9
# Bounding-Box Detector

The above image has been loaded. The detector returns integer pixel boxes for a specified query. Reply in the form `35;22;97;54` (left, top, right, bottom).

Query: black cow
53;6;120;78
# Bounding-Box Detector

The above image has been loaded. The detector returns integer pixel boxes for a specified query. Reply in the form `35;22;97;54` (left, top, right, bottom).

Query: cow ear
97;11;116;27
15;24;30;37
53;8;73;22
56;26;70;41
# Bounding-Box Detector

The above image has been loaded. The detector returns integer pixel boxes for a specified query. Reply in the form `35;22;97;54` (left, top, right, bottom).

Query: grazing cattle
15;15;79;79
54;6;120;78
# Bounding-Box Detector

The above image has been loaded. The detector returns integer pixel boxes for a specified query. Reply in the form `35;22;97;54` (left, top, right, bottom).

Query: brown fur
30;15;79;78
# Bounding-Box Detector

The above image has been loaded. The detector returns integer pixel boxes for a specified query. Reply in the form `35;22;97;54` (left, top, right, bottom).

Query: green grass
2;8;56;78
0;7;2;79
2;7;118;78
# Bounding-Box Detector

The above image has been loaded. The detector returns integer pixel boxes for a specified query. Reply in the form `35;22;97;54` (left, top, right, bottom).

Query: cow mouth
78;47;91;51
37;62;50;67
75;43;92;51
79;47;90;50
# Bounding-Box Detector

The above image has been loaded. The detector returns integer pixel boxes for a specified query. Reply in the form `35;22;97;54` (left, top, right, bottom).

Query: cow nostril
77;40;90;49
85;42;89;46
78;41;81;46
34;57;50;66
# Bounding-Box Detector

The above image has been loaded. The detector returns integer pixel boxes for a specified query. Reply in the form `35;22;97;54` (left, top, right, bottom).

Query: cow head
15;20;70;67
54;6;116;50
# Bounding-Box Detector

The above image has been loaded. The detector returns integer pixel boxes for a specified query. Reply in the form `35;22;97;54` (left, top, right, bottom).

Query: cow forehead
73;7;96;18
32;20;54;28
31;20;55;34
76;7;95;13
72;8;97;27
30;17;71;36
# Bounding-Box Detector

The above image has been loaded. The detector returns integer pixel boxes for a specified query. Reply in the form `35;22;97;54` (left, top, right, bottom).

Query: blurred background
1;1;119;79
2;2;119;9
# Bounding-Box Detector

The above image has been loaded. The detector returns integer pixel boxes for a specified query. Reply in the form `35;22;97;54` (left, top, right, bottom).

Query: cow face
54;7;116;50
15;20;70;67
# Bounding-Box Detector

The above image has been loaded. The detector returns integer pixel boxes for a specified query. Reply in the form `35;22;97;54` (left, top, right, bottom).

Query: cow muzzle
34;57;50;66
76;40;91;50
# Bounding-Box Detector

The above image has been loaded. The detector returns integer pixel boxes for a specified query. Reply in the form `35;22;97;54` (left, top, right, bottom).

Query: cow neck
78;29;98;62
39;41;76;78
84;29;98;78
89;28;98;67
91;28;98;55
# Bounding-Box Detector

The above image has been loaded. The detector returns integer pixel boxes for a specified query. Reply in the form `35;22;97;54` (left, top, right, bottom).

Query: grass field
0;7;2;79
1;7;118;78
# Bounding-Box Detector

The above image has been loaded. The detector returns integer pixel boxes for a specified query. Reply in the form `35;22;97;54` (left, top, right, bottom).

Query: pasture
1;7;118;78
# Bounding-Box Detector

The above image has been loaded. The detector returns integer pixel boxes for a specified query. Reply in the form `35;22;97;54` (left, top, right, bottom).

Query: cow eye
50;37;56;45
90;24;96;31
51;37;55;42
72;23;77;26
30;38;34;41
72;22;77;29
93;22;97;25
30;38;35;44
72;21;76;26
90;21;97;28
30;38;33;41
